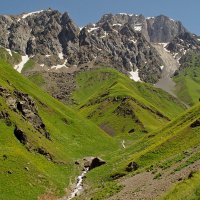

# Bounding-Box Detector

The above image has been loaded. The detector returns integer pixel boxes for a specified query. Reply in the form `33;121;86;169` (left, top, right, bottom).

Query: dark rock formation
190;119;200;128
83;157;106;170
14;127;28;145
0;111;12;126
126;161;139;172
128;128;135;133
0;85;50;139
35;147;53;161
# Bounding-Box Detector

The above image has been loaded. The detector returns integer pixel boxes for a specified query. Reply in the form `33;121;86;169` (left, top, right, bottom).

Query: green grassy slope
174;51;200;106
72;68;186;135
174;67;200;106
0;60;118;200
79;102;200;199
0;48;196;200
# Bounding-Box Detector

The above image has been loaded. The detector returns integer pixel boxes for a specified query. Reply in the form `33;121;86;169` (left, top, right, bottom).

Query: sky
0;0;199;35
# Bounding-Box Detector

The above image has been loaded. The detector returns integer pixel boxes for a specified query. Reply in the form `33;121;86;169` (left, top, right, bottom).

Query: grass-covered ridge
174;51;200;106
78;102;200;199
72;67;186;135
1;48;199;200
174;66;200;106
0;60;118;200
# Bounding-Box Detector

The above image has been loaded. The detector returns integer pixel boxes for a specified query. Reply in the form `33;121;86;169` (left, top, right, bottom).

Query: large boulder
14;127;28;145
83;157;106;170
126;161;138;172
190;119;200;128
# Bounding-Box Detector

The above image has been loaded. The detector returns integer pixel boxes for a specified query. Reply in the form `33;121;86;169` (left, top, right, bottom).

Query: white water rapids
65;167;89;200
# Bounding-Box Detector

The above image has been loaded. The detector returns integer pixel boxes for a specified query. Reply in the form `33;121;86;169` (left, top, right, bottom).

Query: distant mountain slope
71;67;186;135
0;59;117;200
1;9;198;84
0;9;200;106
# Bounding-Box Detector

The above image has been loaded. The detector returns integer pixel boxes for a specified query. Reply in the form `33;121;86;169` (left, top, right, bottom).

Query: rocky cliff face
146;15;187;42
0;86;50;139
0;9;199;100
1;10;79;56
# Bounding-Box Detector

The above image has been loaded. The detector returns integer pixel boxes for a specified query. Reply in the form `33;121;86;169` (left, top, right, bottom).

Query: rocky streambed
66;167;89;200
63;157;106;200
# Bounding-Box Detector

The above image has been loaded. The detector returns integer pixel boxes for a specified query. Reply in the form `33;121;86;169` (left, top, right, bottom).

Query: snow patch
96;47;102;51
112;23;122;26
51;60;68;70
58;52;64;60
160;65;164;70
129;69;141;82
129;39;137;44
22;10;44;19
158;43;170;53
45;55;51;57
100;31;108;39
5;48;12;56
88;27;99;33
173;53;179;58
40;64;44;67
177;57;181;63
158;43;168;48
14;55;29;73
119;13;133;17
134;24;142;32
197;38;200;41
146;17;155;20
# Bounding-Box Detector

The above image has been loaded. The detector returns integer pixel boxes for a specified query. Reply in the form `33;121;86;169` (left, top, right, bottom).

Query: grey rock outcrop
0;10;79;57
0;9;198;99
0;86;50;139
0;111;12;126
167;32;200;56
0;10;190;84
146;15;187;42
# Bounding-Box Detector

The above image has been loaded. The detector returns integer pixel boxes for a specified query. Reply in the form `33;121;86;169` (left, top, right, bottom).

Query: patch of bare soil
107;159;200;200
38;193;57;200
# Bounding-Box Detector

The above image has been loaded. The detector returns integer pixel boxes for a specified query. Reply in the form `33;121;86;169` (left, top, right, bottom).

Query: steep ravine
153;43;180;96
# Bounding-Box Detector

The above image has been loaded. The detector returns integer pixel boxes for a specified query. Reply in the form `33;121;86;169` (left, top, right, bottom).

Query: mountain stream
64;167;89;200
